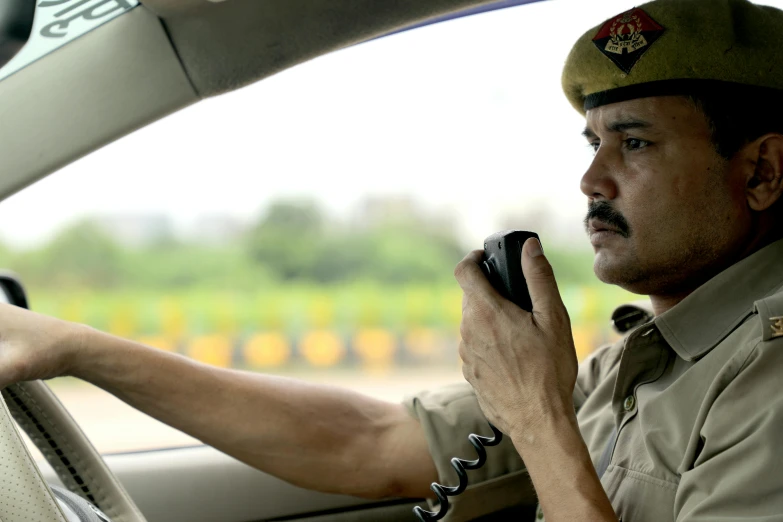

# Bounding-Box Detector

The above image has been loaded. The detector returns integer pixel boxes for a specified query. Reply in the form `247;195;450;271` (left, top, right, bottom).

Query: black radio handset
413;230;538;522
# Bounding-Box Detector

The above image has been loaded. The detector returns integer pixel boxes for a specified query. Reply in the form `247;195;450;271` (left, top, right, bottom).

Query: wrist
510;410;616;521
59;321;97;378
508;397;577;442
508;404;580;454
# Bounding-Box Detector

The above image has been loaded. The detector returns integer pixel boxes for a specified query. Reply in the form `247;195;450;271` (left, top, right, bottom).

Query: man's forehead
583;96;698;134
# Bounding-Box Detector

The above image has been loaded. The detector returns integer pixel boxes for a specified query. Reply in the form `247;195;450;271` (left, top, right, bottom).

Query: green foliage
1;198;601;293
245;200;465;284
14;220;125;290
123;244;274;291
247;200;325;280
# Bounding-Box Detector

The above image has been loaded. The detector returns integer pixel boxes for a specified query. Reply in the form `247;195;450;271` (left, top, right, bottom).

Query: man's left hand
454;238;579;438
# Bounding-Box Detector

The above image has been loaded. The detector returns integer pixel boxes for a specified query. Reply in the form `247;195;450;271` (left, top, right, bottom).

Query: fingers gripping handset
413;230;537;522
480;230;538;313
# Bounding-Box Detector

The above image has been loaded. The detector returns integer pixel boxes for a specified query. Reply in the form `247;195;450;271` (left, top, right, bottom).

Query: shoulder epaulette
754;290;783;342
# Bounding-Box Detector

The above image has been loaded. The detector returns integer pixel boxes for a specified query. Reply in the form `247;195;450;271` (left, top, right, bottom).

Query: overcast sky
2;0;782;249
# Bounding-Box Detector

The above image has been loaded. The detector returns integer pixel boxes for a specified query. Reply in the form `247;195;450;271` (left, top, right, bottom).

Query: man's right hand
0;302;86;388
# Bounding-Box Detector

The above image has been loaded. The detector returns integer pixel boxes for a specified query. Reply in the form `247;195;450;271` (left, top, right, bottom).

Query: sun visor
0;4;198;202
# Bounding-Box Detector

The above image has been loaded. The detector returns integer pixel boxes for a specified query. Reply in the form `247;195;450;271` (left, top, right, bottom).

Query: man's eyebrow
581;119;653;139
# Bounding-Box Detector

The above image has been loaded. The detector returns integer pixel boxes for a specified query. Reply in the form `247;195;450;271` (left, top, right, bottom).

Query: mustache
584;201;631;238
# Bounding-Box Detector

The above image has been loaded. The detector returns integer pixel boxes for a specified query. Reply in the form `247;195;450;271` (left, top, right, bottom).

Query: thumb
521;237;563;315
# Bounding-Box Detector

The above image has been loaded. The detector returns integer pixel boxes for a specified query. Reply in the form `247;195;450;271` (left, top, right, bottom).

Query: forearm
511;413;617;522
69;325;424;498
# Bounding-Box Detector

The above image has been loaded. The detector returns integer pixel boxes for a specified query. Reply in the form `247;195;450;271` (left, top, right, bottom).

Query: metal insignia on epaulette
772;316;783;339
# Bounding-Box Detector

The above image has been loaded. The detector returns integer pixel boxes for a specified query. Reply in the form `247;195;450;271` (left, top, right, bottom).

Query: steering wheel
0;380;148;522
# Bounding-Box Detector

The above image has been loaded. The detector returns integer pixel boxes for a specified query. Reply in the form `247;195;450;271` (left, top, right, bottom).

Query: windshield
4;0;783;456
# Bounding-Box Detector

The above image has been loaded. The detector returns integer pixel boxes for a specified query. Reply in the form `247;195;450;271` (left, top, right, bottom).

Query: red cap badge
592;8;665;74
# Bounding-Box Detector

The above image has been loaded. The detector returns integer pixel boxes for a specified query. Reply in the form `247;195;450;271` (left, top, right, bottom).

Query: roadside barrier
132;326;613;370
35;285;626;370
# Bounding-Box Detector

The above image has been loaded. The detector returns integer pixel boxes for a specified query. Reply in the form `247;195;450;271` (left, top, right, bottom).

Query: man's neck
649;291;694;316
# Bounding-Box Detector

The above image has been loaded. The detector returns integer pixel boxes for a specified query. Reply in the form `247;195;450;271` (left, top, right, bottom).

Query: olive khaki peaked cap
562;0;783;115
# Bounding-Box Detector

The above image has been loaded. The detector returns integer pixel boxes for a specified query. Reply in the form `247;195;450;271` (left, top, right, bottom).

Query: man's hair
686;89;783;160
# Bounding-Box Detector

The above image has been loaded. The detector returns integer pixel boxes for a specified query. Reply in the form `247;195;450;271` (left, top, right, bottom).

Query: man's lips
588;219;621;235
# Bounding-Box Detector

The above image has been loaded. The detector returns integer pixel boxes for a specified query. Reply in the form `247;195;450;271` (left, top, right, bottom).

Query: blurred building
95;214;175;247
184;214;248;245
351;194;458;236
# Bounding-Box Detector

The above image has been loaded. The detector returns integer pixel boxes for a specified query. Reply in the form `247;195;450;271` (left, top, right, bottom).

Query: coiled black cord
412;423;503;521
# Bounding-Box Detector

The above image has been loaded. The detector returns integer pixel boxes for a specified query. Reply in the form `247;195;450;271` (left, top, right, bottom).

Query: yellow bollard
353;329;396;372
300;330;345;368
244;332;291;368
404;328;444;360
188;335;233;368
571;326;598;362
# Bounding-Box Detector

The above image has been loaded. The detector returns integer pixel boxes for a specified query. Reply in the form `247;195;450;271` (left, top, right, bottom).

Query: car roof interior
0;0;542;204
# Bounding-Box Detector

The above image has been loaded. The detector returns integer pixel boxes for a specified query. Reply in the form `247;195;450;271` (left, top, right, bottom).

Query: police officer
418;0;783;519
2;0;783;521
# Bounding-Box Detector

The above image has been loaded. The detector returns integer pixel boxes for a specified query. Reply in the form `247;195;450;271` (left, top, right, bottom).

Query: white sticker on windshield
0;0;139;82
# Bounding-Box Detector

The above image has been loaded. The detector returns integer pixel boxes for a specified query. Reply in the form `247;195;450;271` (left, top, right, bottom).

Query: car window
4;0;783;455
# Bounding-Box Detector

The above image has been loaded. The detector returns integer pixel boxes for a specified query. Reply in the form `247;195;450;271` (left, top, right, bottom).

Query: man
2;0;783;520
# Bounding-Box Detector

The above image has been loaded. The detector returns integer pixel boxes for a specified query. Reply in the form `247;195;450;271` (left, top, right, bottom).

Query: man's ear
747;134;783;212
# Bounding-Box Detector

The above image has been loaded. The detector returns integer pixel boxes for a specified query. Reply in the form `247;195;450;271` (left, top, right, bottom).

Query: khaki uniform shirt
404;238;783;522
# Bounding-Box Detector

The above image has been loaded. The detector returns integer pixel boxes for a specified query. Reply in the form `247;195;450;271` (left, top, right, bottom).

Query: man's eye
624;138;650;150
589;142;600;153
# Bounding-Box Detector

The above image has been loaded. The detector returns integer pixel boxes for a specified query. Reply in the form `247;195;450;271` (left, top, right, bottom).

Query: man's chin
593;254;656;295
593;251;637;286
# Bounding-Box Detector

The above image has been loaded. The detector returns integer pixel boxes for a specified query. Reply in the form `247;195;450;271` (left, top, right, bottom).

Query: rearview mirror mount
0;0;36;71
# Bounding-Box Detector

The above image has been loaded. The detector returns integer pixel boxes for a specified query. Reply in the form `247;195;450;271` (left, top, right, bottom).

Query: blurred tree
0;198;602;293
244;198;468;284
361;225;462;284
19;219;125;289
246;200;325;280
124;245;272;290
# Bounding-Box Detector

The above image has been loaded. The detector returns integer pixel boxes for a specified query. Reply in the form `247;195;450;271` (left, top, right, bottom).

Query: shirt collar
654;238;783;361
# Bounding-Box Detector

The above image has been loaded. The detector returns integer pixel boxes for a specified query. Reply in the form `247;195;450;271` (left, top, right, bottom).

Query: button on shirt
404;238;783;522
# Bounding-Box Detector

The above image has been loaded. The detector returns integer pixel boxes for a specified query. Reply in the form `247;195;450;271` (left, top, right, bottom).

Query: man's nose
580;151;618;200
